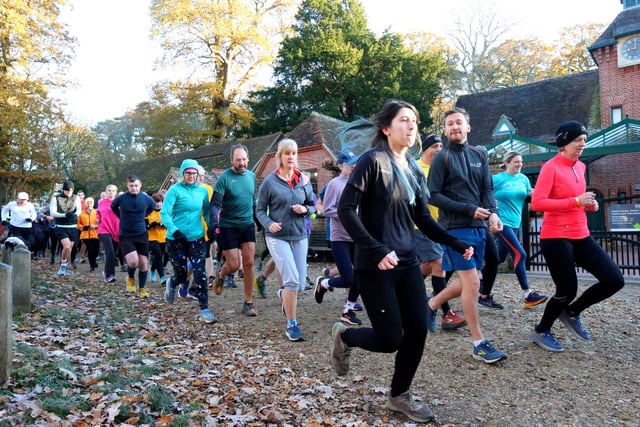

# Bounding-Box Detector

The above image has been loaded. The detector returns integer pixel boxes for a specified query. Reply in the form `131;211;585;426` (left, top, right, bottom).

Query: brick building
454;0;640;232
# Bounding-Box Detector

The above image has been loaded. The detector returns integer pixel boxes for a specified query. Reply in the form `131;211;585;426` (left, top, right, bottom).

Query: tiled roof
590;6;640;51
456;70;600;146
282;112;346;153
113;113;350;193
115;132;281;192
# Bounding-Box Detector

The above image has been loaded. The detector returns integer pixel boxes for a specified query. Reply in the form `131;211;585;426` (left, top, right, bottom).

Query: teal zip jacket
161;160;210;241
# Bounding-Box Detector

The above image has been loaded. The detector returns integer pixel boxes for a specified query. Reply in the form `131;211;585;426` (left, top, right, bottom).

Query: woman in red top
530;120;624;352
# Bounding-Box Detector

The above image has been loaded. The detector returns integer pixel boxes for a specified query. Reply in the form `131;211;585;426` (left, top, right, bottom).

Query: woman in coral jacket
530;120;624;352
77;197;99;272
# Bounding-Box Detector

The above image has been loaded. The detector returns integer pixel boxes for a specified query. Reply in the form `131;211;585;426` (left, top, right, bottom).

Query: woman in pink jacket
530;120;624;352
97;184;121;283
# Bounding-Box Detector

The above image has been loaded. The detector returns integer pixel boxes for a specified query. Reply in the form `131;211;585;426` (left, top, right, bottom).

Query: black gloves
25;218;32;222
207;226;217;242
1;220;7;226
173;229;187;242
83;226;89;231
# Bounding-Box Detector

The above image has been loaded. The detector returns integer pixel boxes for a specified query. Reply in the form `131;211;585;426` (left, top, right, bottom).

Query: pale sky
59;0;624;126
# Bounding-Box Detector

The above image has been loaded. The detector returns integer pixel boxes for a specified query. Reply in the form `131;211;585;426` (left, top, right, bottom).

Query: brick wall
589;152;640;197
593;45;640;126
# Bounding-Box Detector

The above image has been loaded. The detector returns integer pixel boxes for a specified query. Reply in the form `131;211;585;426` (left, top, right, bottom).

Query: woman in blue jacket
161;159;216;324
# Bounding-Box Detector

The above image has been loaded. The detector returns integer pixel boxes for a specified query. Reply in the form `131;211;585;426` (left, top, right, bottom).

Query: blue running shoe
530;329;565;352
286;324;305;341
472;339;507;364
559;311;590;340
199;309;218;324
179;281;189;298
426;296;437;332
164;277;176;305
224;275;237;288
150;270;157;283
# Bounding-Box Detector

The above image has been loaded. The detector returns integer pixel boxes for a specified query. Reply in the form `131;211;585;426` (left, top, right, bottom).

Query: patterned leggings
167;238;208;310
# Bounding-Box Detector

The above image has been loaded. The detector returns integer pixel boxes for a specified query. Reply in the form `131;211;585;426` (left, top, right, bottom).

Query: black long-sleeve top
427;141;498;229
338;147;469;271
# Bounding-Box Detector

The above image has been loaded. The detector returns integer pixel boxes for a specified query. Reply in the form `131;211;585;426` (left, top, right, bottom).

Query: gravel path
9;259;640;426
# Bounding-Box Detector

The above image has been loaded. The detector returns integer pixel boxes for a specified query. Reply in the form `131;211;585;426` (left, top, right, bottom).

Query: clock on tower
618;34;640;67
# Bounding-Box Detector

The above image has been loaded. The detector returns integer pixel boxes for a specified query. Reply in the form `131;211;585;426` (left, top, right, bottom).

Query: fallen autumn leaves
1;258;639;426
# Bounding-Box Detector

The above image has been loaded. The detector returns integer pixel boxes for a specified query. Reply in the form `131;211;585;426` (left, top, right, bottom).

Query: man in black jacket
426;107;507;364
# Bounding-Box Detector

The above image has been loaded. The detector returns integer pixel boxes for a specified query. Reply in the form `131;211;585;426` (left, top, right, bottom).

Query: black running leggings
536;236;624;332
342;265;428;397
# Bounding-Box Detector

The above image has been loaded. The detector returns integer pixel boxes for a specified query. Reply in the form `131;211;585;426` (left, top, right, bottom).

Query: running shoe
530;329;564;352
254;275;268;298
199;309;218;324
340;310;362;325
314;276;333;304
164;277;176;305
242;301;258;317
559;311;590;340
478;295;504;310
178;281;189;298
386;391;435;423
472;339;507;364
524;291;548;308
331;322;350;376
214;273;224;295
286;324;305;341
426;296;437;332
441;309;466;330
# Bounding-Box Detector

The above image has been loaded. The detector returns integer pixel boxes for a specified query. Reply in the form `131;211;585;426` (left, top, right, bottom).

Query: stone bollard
0;262;13;384
9;246;31;314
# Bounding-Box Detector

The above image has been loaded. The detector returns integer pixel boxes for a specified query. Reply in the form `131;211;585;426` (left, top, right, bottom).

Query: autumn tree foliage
150;0;296;141
0;0;74;203
446;1;605;94
246;0;454;134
